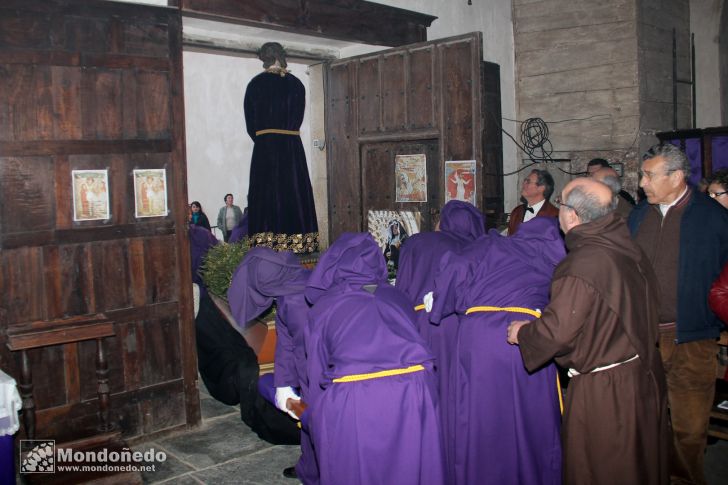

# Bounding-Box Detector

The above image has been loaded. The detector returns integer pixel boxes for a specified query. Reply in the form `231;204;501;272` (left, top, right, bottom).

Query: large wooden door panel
0;0;198;442
326;33;485;240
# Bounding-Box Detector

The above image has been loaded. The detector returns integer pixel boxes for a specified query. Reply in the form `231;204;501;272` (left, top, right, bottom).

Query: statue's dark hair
258;42;287;69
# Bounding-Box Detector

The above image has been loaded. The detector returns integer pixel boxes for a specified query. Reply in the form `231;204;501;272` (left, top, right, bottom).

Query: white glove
275;386;301;420
423;291;434;313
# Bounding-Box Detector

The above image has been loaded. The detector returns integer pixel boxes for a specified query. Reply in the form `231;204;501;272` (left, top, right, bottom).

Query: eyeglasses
522;178;538;186
709;190;728;199
638;169;677;181
554;196;578;215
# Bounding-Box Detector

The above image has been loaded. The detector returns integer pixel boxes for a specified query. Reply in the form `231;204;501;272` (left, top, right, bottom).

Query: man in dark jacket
628;143;728;485
508;177;668;485
507;168;559;235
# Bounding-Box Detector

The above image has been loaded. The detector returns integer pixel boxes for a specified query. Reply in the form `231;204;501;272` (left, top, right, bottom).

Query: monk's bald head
591;167;622;196
560;177;616;226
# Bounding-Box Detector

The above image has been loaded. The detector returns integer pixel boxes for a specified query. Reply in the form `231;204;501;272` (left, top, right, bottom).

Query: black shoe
283;466;298;479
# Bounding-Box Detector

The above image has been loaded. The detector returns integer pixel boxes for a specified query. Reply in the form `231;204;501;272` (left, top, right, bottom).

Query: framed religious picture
367;210;421;274
394;154;427;202
445;160;476;205
72;169;110;221
133;169;168;218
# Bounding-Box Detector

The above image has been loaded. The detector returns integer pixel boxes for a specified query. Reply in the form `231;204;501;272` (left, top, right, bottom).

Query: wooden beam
180;0;436;47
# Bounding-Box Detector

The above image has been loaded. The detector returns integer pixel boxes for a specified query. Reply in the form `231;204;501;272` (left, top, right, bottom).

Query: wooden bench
6;314;141;484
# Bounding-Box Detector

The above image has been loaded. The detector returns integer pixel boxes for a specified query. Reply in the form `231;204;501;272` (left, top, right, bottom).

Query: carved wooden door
0;0;199;441
326;33;490;240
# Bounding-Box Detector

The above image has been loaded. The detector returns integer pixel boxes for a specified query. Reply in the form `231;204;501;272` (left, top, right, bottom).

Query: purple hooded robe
430;217;565;485
227;247;318;483
396;201;484;481
189;223;219;291
303;233;445;485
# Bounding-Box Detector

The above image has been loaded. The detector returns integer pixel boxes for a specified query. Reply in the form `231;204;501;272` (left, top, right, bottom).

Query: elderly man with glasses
628;143;728;485
508;177;668;485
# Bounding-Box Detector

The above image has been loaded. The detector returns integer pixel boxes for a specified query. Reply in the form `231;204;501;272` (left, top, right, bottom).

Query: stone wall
513;0;691;197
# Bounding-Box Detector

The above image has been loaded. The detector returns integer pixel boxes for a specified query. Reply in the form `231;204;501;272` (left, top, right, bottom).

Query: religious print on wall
445;160;476;205
72;169;110;221
133;169;168;218
394;154;427;203
367;210;421;273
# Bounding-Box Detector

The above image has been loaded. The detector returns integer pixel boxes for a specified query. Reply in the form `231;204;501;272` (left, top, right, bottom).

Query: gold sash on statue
255;128;300;136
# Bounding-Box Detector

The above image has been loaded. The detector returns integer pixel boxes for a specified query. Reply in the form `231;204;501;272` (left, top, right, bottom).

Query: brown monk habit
517;212;669;485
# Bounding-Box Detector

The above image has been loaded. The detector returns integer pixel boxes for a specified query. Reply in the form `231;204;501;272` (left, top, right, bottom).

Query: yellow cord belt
255;128;300;136
464;305;564;415
332;364;425;383
414;304;425;311
465;306;542;318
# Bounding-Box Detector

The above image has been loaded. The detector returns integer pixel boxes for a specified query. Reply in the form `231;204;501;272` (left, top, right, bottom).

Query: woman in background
189;201;212;231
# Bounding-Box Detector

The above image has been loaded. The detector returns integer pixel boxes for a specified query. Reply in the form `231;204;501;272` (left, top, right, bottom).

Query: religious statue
244;42;319;253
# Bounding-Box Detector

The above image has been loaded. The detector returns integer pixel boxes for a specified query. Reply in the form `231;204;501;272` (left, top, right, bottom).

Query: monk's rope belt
332;364;425;383
255;128;300;136
465;306;542;318
567;354;639;378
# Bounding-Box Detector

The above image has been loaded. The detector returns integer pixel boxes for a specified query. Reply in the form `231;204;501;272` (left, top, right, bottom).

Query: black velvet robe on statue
244;71;318;253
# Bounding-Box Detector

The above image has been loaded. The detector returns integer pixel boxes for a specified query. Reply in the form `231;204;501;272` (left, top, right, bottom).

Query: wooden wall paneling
63;14;111;53
137;378;186;434
119;321;142;390
407;46;437;131
361;143;394;211
51;66;83;140
32;378;187;439
28;345;66;409
10;66;37;141
43;243;93;319
0;65;11;141
121;70;139;138
128;238;147;308
94;69;124;139
382;53;406;132
419;140;442;229
326;62;361;237
0;6;51;50
138;317;181;388
54;156;74;230
0;156;55;233
481;61;504;226
179;0;436;47
0;66;24;141
137;70;171;138
34;65;54;140
79;336;124;401
121;20;170;58
357;57;380;135
109;153;128;224
91;240;132;312
166;9;200;426
63;342;81;403
1;246;46;324
143;235;178;304
440;41;475;160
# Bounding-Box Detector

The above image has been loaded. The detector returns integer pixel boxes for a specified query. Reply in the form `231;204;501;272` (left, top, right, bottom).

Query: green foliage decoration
198;238;250;300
